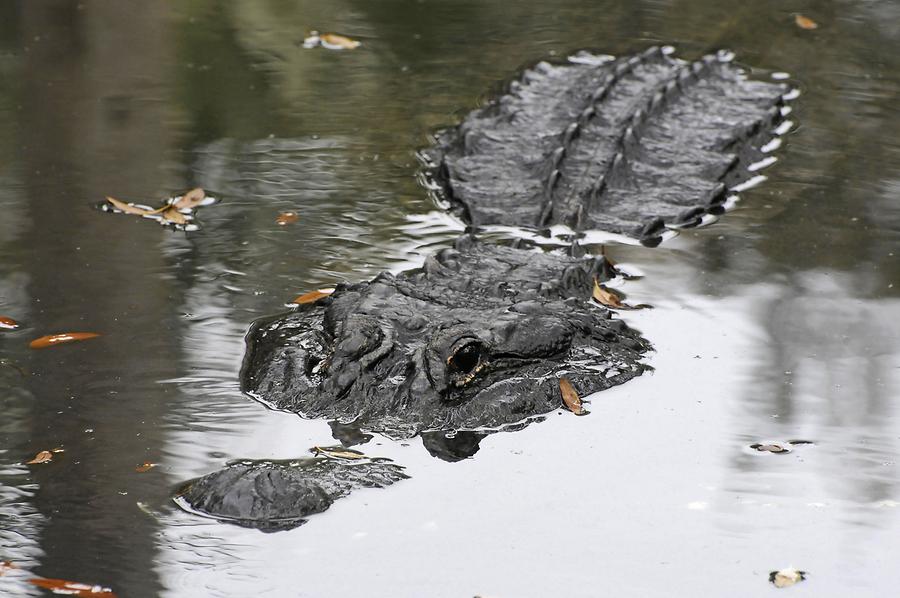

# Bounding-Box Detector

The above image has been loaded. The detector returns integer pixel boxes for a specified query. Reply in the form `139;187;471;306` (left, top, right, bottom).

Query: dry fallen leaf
29;578;117;597
30;332;101;349
160;206;188;226
794;14;818;30
102;190;212;230
135;462;156;473
171;187;206;210
319;33;361;50
559;377;587;415
591;278;650;310
0;316;20;330
104;196;156;216
276;211;299;226
26;450;54;465
312;446;365;460
293;288;335;304
769;567;806;588
592;278;626;308
0;560;17;575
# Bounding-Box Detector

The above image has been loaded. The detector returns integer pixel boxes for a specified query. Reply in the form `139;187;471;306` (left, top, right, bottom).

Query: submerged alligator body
178;47;791;530
424;47;787;244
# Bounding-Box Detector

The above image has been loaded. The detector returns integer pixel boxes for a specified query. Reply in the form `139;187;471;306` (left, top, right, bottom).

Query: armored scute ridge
242;235;648;440
424;47;788;244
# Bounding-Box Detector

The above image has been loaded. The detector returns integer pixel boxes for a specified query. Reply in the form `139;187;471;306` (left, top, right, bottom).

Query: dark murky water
1;1;899;596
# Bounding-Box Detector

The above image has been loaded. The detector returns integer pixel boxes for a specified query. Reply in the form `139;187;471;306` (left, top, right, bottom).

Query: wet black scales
424;47;786;243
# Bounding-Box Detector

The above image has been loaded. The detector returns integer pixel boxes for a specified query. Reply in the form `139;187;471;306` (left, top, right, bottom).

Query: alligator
423;46;786;245
176;47;790;530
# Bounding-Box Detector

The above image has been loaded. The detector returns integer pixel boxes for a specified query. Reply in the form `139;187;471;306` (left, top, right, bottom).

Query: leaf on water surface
293;288;335;304
769;567;806;588
591;278;651;310
320;33;361;50
303;31;361;50
559;377;587;416
794;14;818;30
29;332;101;349
26;450;54;465
171;187;205;209
28;577;117;597
0;316;20;330
135;462;156;473
276;211;299;226
312;446;366;460
160;206;188;226
592;278;624;308
102;189;212;230
104;196;161;217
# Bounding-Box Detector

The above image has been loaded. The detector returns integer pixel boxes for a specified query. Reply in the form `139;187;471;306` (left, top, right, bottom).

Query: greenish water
1;1;899;596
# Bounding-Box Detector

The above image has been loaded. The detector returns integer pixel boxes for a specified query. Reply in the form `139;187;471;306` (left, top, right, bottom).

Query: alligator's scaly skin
242;235;647;440
179;47;793;530
176;455;408;532
424;47;788;243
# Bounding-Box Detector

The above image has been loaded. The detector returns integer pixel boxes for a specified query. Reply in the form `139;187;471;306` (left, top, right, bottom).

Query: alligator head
242;235;648;457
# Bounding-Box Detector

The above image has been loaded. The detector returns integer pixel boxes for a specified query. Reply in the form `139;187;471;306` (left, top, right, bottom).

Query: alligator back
424;47;789;244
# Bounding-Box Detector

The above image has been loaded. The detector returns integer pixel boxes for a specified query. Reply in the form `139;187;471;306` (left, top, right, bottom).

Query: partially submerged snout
241;236;649;444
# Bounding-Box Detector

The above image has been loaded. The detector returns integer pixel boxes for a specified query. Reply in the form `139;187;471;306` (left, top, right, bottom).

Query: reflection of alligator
178;47;789;530
176;453;408;532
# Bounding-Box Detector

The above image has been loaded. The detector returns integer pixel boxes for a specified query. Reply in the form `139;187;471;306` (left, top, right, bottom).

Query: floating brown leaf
26;450;54;465
30;332;100;349
319;33;361;50
293;288;335;304
171;187;206;209
312;446;365;460
135;462;156;473
794;14;818;30
591;278;651;310
29;578;117;597
0;316;19;330
769;567;806;588
0;560;17;575
592;278;626;308
559;377;587;415
160;206;189;226
104;196;161;217
276;211;299;226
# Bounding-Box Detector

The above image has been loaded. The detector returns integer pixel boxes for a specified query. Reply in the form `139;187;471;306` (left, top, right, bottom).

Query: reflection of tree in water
731;270;900;512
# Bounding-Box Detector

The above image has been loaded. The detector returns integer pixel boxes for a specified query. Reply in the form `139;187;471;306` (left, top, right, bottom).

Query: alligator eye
447;340;486;386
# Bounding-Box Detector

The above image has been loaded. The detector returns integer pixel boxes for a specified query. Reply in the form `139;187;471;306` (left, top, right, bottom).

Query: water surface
1;1;899;596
